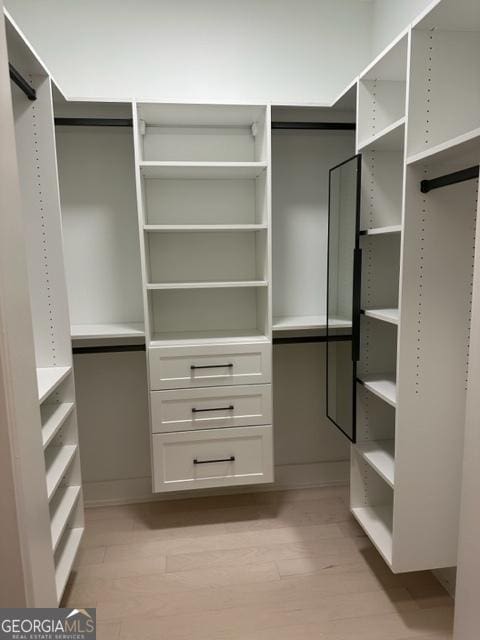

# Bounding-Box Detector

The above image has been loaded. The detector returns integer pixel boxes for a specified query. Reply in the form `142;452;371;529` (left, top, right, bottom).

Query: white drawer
151;425;273;492
151;384;272;433
148;342;271;390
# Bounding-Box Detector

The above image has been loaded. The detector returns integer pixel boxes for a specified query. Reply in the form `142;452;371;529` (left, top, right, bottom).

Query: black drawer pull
191;363;233;370
192;405;234;413
193;456;235;465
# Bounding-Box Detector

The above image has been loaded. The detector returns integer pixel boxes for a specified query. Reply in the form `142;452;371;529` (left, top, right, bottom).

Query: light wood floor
63;485;454;640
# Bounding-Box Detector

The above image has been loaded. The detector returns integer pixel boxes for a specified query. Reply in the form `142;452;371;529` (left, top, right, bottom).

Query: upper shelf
150;328;269;347
144;224;267;233
139;161;267;179
406;127;480;167
363;308;399;326
356;439;395;488
71;322;145;340
360;225;402;237
272;314;352;332
37;366;72;404
358;118;405;153
147;280;268;290
358;372;397;407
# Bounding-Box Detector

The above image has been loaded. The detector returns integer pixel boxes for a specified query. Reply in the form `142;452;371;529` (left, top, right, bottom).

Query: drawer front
149;343;271;390
151;384;272;433
152;425;273;492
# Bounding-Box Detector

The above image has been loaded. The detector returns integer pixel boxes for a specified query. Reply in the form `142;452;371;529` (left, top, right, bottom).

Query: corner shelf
37;367;72;404
147;280;268;290
362;308;399;325
144;224;267;233
356;440;395;488
50;485;81;552
272;314;352;332
55;526;84;601
45;445;77;501
357;373;397;407
360;225;402;236
140;161;267;179
71;322;145;340
351;505;393;566
358;117;405;152
41;402;75;449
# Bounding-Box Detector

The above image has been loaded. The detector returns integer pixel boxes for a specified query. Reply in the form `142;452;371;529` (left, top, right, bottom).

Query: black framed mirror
326;154;361;442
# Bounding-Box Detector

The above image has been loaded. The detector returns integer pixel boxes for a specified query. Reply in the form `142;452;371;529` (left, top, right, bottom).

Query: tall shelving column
7;14;84;602
133;103;273;492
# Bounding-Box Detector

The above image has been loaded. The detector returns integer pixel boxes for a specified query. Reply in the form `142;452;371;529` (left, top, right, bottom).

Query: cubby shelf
140;161;268;179
351;505;393;566
363;308;399;325
356;440;395;488
360;225;402;236
144;224;268;233
41;402;75;449
37;367;72;404
150;329;269;347
55;526;84;601
45;445;77;501
71;323;145;340
406;127;480;166
358;117;405;152
272;314;352;331
146;280;268;290
50;485;81;552
358;373;397;407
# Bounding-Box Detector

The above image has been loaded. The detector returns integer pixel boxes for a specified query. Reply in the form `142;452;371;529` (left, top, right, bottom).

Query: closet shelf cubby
49;485;81;552
358;117;405;153
357;373;397;407
45;445;78;502
139;161;267;180
355;440;395;488
351;505;393;564
360;225;402;236
37;367;72;404
362;308;399;325
71;322;145;341
41;402;75;449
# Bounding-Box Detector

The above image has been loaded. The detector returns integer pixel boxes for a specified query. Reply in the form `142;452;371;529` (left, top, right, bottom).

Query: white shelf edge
55;526;84;602
41;402;75;449
139;161;268;179
360;225;402;236
149;330;270;347
45;445;78;502
71;322;145;340
37;366;72;404
50;485;81;552
351;505;393;566
358;373;397;407
362;308;399;325
358;117;406;152
272;314;352;332
143;224;268;232
146;280;268;290
139;160;268;168
356;440;395;488
406;127;480;166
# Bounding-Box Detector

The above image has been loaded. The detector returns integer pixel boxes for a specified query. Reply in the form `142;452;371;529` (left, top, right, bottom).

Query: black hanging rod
421;165;479;194
271;122;355;131
73;344;145;355
55;117;133;127
273;334;352;345
9;63;36;101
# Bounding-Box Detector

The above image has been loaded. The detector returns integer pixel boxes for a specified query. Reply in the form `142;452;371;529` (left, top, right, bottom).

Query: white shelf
37;366;72;404
150;329;269;347
147;280;268;290
71;322;145;340
358;372;397;407
55;526;84;602
45;445;77;501
50;485;81;552
360;225;402;236
351;505;393;566
41;402;75;449
144;224;267;233
272;314;352;332
406;127;480;166
358;117;405;152
356;440;395;488
140;161;268;179
363;308;399;325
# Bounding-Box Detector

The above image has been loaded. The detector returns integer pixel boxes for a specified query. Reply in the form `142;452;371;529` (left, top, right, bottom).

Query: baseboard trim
83;460;349;508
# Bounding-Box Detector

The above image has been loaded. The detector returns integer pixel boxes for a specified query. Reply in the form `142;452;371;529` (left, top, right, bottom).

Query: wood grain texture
62;487;453;639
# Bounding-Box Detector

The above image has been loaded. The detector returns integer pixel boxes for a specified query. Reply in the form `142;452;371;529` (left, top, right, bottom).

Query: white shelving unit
350;0;479;574
133;102;273;492
8;16;84;604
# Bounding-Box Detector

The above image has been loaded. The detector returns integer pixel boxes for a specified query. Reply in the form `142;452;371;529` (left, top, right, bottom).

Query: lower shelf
50;486;81;552
150;329;270;346
355;440;395;488
71;322;145;340
272;314;351;332
45;445;77;501
351;505;393;566
37;366;72;404
55;526;84;602
358;373;397;407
